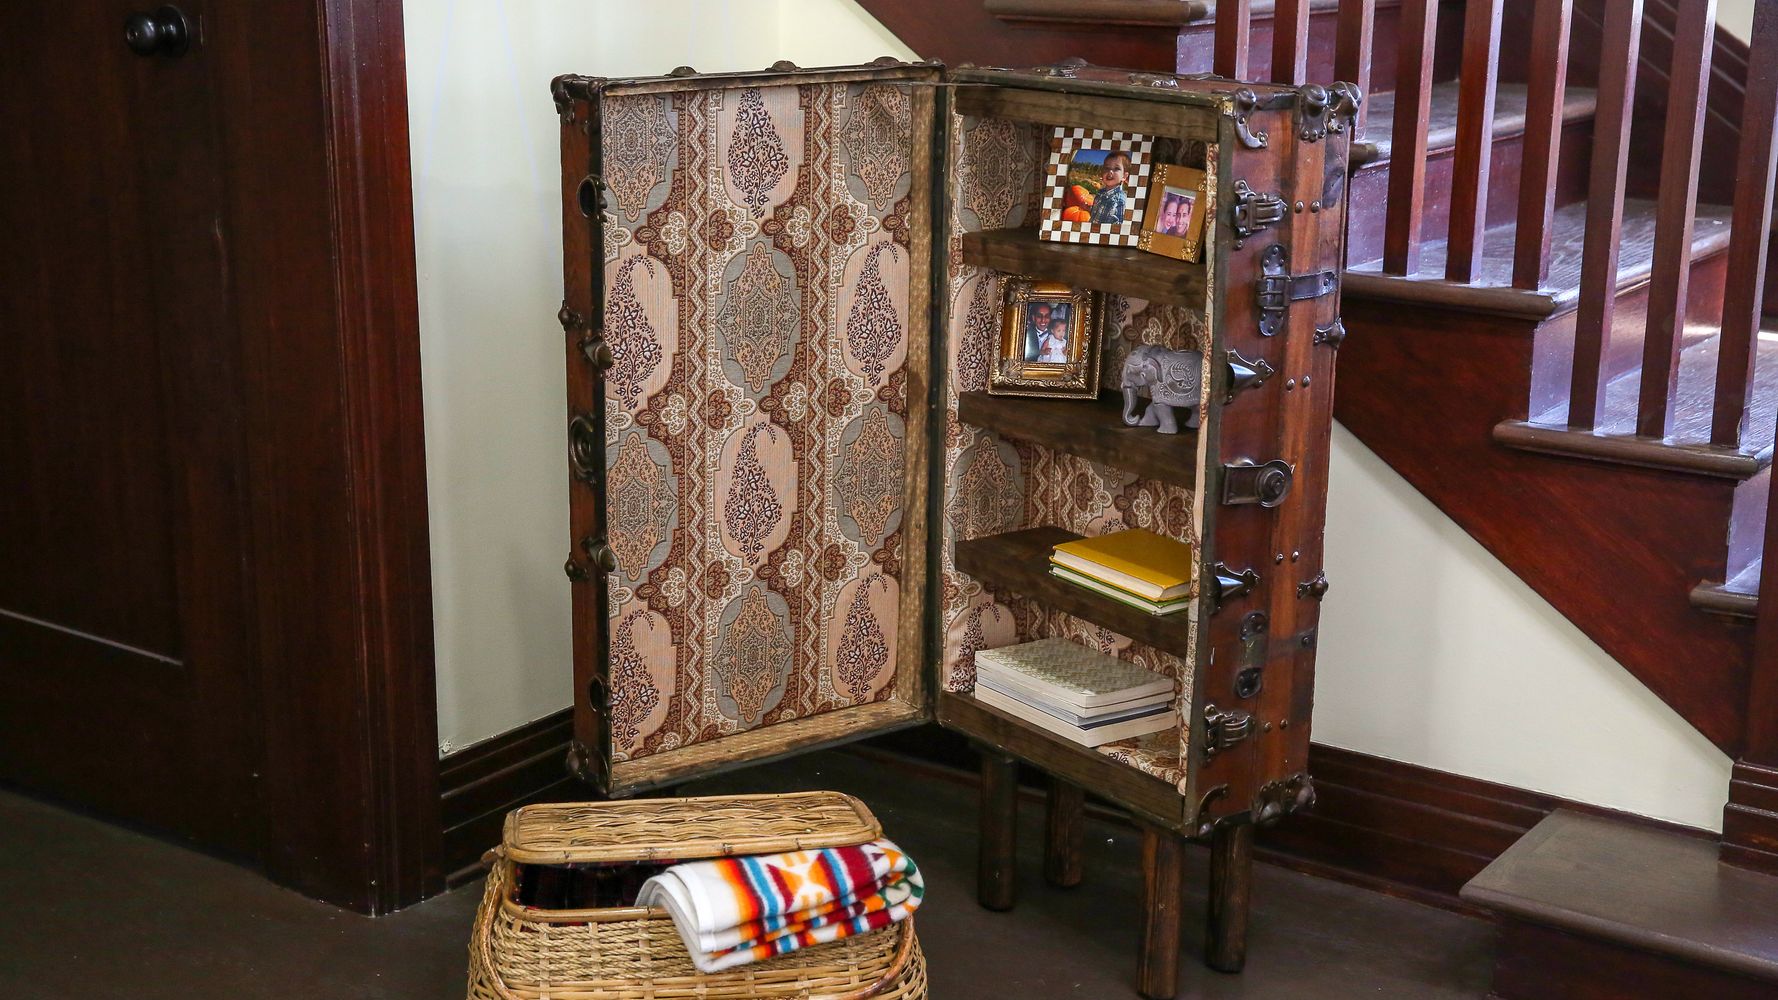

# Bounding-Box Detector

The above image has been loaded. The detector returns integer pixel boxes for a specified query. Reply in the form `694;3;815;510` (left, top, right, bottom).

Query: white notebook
974;638;1174;710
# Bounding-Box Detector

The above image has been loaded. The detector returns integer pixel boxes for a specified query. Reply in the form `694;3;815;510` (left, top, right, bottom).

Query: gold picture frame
1137;164;1209;262
988;277;1104;399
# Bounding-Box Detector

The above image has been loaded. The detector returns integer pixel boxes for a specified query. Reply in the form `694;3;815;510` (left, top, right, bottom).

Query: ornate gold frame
988;277;1104;398
1137;163;1209;262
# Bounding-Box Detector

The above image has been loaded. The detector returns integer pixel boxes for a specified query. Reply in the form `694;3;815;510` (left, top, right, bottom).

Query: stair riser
1526;247;1728;421
1346;117;1594;267
1728;467;1769;585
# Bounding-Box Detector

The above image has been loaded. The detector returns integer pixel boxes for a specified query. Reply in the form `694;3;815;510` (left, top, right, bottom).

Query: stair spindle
1567;0;1644;431
1272;0;1312;84
1215;0;1253;80
1635;0;1717;440
1383;0;1440;275
1334;0;1376;131
1511;0;1574;290
1445;0;1504;283
1712;0;1778;447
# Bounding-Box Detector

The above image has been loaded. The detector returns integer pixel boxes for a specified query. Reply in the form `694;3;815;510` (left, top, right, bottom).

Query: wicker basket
467;792;928;1000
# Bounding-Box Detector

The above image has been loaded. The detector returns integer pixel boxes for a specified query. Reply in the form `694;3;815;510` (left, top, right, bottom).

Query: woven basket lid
502;791;882;866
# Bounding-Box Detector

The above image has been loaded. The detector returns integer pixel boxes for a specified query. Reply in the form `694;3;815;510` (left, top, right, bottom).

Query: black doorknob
124;6;192;57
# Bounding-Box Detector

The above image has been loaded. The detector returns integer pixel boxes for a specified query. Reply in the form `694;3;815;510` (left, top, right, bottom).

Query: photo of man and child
1153;187;1197;237
1022;302;1075;364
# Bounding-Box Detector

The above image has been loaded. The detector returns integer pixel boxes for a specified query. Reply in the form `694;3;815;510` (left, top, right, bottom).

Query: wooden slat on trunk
1446;0;1505;282
1636;0;1717;439
1567;0;1644;430
1713;0;1778;446
1383;0;1439;274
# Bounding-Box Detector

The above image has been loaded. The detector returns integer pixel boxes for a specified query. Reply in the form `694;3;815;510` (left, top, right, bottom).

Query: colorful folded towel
636;839;924;973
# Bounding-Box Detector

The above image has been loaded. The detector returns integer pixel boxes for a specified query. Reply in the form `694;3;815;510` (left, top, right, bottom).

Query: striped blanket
636;839;924;973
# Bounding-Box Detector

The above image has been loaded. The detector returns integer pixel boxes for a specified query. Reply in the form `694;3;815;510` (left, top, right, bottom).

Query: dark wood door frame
207;0;438;913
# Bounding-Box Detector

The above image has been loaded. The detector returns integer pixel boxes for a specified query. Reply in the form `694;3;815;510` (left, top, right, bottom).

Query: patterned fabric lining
601;83;917;762
940;112;1207;793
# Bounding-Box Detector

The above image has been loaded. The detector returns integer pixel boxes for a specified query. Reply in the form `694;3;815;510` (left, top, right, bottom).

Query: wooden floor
0;749;1495;998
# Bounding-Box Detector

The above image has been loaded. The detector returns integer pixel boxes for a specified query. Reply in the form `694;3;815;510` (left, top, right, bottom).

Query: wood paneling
439;709;578;886
212;0;439;912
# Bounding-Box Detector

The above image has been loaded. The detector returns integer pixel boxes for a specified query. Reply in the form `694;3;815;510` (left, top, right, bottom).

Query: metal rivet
1285;378;1296;390
1310;200;1321;213
1302;375;1312;386
1280;719;1290;728
1263;721;1274;732
1274;552;1285;564
1291;550;1300;562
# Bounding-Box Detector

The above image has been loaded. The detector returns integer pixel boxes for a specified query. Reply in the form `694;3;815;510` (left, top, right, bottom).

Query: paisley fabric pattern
601;83;916;761
937;110;1209;786
604;95;676;224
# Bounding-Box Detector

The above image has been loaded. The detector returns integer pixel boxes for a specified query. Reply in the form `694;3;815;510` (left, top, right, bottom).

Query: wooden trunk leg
1205;821;1255;974
1136;821;1184;999
977;749;1019;911
1044;777;1086;888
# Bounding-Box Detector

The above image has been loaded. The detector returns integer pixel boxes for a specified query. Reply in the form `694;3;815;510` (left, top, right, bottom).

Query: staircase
854;0;1778;991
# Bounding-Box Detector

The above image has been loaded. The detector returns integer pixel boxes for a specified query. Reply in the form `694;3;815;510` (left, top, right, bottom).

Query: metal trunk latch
1221;459;1294;508
1257;244;1337;337
1211;563;1260;610
1231;180;1286;247
1203;704;1256;759
1225;348;1275;402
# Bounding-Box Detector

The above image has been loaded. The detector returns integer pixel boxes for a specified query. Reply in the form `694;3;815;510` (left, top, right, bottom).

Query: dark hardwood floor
0;749;1492;999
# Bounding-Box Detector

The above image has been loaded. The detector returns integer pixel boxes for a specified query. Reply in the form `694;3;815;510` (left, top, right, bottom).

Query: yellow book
1050;529;1194;601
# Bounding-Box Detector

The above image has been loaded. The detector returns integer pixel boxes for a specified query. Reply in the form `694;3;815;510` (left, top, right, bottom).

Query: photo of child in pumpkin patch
1059;147;1133;225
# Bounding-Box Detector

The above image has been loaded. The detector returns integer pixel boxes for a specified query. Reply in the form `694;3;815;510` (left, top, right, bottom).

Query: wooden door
0;1;259;852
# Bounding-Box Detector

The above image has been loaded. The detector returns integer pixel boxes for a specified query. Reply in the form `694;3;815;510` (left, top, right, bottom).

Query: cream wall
405;0;913;754
407;0;1733;832
1315;428;1731;830
1721;0;1754;40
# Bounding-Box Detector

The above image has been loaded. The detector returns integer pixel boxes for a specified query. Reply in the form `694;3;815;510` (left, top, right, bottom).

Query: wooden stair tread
1462;810;1778;983
1353;81;1600;168
1346;199;1735;319
1691;559;1760;619
1497;326;1778;479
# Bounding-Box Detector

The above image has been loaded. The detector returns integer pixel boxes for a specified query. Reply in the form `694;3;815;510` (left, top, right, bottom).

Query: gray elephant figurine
1120;345;1204;434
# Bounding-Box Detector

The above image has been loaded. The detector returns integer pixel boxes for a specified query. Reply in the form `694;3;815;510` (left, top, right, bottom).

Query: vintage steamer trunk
552;58;1355;992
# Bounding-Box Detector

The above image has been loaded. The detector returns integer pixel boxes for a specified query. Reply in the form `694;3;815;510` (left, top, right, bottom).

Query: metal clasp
1221;459;1294;508
1204;704;1256;760
1258;244;1337;337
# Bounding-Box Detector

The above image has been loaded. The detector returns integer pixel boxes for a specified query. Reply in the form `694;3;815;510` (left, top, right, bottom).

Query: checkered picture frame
1039;127;1154;247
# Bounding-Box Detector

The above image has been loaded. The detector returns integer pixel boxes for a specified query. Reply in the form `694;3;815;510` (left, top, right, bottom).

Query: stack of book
974;638;1175;747
1049;528;1194;616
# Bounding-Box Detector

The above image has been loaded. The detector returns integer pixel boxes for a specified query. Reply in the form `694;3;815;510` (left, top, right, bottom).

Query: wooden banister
1511;0;1574;290
1334;0;1376;130
1712;0;1778;446
1446;0;1504;282
1215;0;1254;79
1634;0;1717;439
1272;0;1313;83
1567;0;1644;431
1383;0;1439;275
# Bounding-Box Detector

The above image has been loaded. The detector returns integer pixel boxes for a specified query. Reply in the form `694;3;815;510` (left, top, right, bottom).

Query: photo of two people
1021;301;1074;364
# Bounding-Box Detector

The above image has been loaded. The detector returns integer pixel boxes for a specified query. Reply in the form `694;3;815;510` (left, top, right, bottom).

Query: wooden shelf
952;526;1194;659
957;390;1198;489
936;689;1184;830
961;227;1206;308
